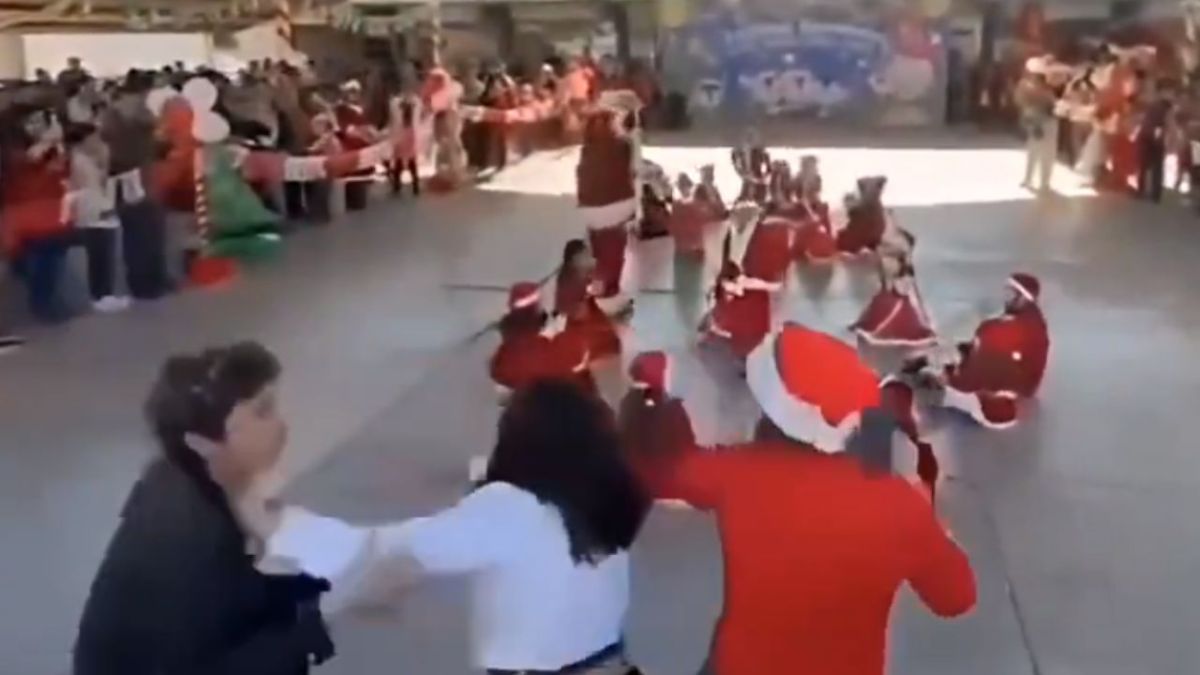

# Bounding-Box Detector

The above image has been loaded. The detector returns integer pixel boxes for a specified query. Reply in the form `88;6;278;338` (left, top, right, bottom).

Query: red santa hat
746;323;881;453
507;282;541;311
629;352;670;393
1007;273;1041;303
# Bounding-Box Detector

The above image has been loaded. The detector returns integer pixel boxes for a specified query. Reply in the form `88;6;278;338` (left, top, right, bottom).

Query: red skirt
793;221;837;262
852;290;935;347
708;289;771;357
587;225;628;298
567;303;622;362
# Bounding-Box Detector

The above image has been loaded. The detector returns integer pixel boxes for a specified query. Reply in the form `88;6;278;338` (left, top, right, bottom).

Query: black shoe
0;334;26;354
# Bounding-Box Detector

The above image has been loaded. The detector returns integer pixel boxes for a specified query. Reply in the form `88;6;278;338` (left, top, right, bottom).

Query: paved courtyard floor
2;127;1197;674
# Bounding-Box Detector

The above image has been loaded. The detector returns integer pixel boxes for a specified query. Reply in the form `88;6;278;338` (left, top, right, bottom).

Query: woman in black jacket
73;342;336;675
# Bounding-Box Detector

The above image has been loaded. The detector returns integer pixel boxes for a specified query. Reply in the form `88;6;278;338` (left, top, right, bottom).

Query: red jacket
490;312;591;392
1;147;68;254
577;111;635;208
640;445;976;675
953;304;1050;398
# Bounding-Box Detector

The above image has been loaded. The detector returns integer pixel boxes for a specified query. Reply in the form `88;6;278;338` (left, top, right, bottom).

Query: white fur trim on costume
942;385;1018;430
1007;277;1036;302
740;277;783;292
745;335;861;454
512;291;540;309
580;197;638;230
855;328;938;348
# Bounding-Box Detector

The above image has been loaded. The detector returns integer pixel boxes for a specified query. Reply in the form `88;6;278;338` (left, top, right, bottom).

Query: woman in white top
66;123;129;313
376;380;651;675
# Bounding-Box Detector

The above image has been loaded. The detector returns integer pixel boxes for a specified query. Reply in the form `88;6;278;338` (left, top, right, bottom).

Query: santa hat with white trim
1007;273;1040;303
629;351;671;394
745;323;881;454
507;282;541;311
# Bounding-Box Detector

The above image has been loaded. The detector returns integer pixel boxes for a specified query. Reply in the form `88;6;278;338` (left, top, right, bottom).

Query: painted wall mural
662;11;948;126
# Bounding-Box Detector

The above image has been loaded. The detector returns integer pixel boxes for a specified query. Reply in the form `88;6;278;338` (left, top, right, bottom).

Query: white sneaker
94;296;131;313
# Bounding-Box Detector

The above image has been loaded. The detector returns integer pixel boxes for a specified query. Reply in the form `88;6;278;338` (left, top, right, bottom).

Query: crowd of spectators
1013;43;1197;202
0;51;660;354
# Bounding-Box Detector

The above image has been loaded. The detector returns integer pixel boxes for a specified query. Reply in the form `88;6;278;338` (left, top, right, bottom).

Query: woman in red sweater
632;324;976;675
3;107;71;321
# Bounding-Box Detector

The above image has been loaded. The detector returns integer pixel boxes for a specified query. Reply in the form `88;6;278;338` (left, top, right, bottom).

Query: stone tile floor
3;129;1197;674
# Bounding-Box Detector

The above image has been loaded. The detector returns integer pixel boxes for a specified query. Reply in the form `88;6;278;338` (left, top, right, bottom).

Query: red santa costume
489;282;594;399
940;273;1050;429
618;352;697;463
704;204;793;358
576;90;643;313
628;324;976;675
555;254;623;363
852;242;937;348
836;176;889;255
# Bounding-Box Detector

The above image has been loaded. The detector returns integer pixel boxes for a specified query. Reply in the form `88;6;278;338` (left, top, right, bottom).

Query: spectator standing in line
65;123;129;313
0;156;26;353
1017;70;1058;193
102;76;170;300
1137;79;1174;202
56;56;91;90
2;106;72;322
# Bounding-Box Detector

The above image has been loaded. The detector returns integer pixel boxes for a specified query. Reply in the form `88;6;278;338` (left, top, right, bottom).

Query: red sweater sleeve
639;449;727;510
904;493;977;617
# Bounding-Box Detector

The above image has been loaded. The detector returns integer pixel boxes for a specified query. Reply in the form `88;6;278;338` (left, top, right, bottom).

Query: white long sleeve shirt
377;482;630;671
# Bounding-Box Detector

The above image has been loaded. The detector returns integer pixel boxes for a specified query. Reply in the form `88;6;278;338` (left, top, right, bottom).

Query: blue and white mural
663;13;946;126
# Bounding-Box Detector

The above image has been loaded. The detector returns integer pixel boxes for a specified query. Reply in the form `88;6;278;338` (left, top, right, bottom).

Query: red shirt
641;445;976;675
2;147;68;253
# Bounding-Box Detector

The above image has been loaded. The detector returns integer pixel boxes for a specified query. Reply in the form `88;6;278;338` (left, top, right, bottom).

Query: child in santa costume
638;160;672;240
694;163;728;221
731;128;770;205
556;239;624;363
490;282;594;399
576;89;644;314
851;235;937;348
668;173;708;258
790;156;838;263
703;201;793;358
628;323;976;675
836;175;889;255
618;352;697;464
921;273;1050;429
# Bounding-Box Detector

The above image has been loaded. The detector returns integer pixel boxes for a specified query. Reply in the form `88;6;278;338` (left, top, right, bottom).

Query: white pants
1023;121;1058;190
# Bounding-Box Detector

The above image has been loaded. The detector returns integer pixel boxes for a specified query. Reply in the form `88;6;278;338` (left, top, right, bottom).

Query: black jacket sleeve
74;461;318;675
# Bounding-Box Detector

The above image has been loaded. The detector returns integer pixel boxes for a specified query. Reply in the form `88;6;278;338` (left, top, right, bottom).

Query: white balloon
182;77;218;112
192;111;230;144
146;87;179;117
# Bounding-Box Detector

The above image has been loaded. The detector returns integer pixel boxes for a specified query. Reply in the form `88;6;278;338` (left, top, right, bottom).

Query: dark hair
64;122;97;147
561;238;588;268
144;342;281;461
485;380;650;564
499;307;548;338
